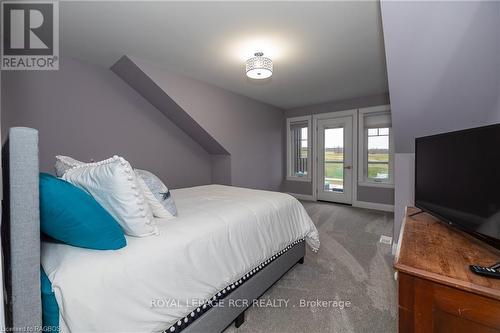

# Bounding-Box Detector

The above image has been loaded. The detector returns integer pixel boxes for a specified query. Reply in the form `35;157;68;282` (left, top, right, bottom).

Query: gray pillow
54;155;85;177
134;169;177;216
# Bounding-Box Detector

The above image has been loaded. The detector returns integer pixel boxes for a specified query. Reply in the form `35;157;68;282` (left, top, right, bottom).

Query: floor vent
379;235;393;245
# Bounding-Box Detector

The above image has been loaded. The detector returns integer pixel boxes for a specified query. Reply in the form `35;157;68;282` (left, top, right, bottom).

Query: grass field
323;151;389;189
367;164;389;179
367;151;389;179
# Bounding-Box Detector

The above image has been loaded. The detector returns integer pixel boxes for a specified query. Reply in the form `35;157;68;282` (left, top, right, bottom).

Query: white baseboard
391;242;398;256
286;193;393;211
353;200;394;212
287;193;316;201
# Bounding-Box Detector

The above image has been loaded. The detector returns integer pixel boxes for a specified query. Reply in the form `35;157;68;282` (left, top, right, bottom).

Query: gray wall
130;57;284;191
382;1;500;153
356;186;394;205
283;93;395;206
1;57;212;189
381;1;500;243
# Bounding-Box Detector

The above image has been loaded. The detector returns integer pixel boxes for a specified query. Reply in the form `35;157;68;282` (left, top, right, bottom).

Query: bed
2;127;319;333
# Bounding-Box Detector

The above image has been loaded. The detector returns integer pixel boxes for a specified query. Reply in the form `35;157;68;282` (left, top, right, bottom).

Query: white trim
312;109;358;203
358;104;391;113
358;105;394;186
287;193;316;201
286;177;312;182
287;115;311;122
352;200;394;212
314;109;358;120
286;176;311;182
358;181;395;189
316;116;354;204
352;114;358;206
394;206;410;260
312;116;318;200
286;115;312;182
392;242;398;256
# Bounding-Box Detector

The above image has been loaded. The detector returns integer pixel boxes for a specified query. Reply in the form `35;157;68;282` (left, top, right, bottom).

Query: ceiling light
245;52;273;79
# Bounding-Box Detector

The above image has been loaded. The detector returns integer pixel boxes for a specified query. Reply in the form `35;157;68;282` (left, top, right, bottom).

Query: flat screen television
415;124;500;250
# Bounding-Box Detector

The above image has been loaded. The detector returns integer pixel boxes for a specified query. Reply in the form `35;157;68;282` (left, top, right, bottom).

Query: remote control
470;262;500;279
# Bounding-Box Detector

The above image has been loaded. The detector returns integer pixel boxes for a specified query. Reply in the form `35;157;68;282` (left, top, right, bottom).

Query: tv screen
415;124;500;249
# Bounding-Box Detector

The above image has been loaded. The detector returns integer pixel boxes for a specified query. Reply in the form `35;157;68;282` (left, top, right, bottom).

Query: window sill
358;181;394;189
286;176;312;183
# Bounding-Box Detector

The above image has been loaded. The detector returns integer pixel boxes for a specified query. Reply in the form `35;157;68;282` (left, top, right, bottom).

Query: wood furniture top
395;207;500;301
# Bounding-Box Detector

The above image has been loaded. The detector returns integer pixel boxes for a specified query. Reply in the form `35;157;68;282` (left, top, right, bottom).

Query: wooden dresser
395;207;500;333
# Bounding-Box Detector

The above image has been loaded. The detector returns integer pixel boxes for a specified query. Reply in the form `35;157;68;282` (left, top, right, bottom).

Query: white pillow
136;176;174;219
55;155;174;219
54;155;85;177
62;156;158;237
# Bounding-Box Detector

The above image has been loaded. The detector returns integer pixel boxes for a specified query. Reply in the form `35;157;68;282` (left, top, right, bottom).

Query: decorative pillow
136;176;174;219
63;156;157;237
135;169;178;217
54;155;85;177
41;268;59;330
39;173;126;250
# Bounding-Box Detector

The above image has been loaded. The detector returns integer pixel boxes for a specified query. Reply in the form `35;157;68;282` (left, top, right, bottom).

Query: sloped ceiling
111;56;229;155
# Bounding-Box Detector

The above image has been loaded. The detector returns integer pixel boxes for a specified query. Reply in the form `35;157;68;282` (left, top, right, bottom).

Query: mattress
42;185;320;333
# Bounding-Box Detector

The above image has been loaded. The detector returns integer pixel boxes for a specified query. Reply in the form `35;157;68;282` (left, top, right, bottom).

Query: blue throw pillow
39;173;126;250
41;268;59;331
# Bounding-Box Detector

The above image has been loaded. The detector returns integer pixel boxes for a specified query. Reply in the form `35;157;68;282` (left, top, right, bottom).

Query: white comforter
42;185;320;333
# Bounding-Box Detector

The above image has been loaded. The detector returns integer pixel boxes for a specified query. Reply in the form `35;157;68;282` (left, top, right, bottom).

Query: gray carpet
225;201;397;333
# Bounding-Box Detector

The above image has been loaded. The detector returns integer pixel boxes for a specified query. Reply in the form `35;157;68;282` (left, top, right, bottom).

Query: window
286;116;312;181
323;127;345;192
367;127;390;181
358;107;393;186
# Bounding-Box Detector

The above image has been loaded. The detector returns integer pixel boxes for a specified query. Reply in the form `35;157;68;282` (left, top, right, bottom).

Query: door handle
344;165;352;170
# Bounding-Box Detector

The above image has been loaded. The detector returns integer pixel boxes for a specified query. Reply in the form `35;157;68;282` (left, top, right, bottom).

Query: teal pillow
41;268;59;331
39;173;126;250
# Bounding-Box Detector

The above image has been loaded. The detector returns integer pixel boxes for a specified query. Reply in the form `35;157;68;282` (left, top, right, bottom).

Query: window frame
358;106;394;188
286;115;312;182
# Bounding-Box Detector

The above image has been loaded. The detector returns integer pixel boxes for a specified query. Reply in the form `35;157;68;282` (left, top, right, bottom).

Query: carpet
225;200;397;333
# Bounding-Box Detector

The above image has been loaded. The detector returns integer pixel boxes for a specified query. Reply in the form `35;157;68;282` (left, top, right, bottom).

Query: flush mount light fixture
245;52;273;79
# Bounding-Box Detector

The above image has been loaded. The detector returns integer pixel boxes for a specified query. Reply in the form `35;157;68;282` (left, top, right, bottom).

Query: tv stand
395;207;500;332
407;208;423;218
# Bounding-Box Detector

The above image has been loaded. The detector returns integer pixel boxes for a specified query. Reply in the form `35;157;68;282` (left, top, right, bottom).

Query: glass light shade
245;53;273;79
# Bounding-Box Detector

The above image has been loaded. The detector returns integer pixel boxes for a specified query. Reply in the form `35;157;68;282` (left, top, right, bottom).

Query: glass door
317;116;353;204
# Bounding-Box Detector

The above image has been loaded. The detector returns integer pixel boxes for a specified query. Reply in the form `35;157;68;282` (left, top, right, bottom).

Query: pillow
54;155;85;177
41;268;59;331
63;156;158;237
40;173;126;250
135;169;178;217
136;176;174;219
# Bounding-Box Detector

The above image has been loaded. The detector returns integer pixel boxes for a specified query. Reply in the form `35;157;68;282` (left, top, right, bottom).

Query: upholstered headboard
1;127;41;330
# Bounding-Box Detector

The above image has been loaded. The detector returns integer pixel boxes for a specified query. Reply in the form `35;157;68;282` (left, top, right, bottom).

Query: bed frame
1;127;306;333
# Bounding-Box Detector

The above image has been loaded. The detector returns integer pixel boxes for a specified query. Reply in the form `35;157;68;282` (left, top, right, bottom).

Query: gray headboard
2;127;41;330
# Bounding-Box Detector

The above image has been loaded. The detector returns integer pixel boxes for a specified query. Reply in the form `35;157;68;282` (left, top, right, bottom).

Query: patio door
316;116;353;204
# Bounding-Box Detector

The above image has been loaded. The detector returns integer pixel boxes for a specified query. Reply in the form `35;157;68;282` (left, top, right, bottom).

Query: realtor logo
1;1;59;70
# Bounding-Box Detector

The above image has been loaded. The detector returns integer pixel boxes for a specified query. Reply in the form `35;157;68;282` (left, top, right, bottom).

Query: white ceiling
60;1;389;109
